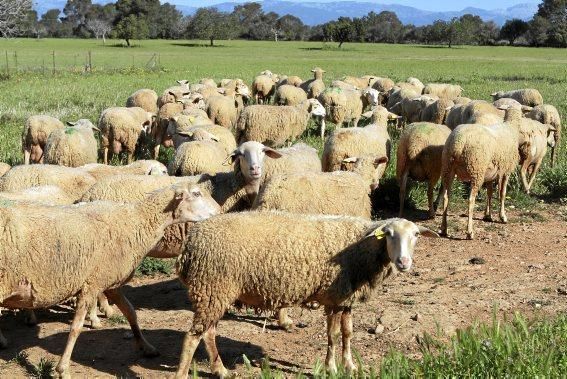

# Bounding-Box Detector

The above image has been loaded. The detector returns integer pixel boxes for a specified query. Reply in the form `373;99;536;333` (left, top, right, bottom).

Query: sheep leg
98;293;114;317
483;181;494;222
466;181;480;240
55;294;90;379
398;169;409;217
277;308;293;330
526;160;543;194
324;309;342;374
320;119;326;139
87;300;102;329
427;179;436;219
104;287;158;357
0;328;7;348
551;145;557;168
24;149;30;165
498;174;510;224
103;147;109;165
520;160;530;194
440;169;455;237
175;331;204;379
352;117;360;128
127;151;133;165
153;144;160;160
340;308;356;372
203;324;228;378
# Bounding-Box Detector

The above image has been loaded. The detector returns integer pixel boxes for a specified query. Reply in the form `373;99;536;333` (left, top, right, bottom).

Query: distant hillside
34;0;539;26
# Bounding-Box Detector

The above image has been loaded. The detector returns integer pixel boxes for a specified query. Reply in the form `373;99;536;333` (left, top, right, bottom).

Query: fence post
42;59;46;75
52;51;56;75
13;51;17;72
5;51;8;76
88;51;92;71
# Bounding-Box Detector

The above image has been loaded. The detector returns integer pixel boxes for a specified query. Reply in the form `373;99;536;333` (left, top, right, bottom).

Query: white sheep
526;104;561;167
277;75;303;87
80;160;167;180
235;99;325;147
274;84;308;106
491;88;543;107
126;89;159;114
44;119;99;167
422;83;463;100
205;93;241;129
169;137;230;176
318;87;379;132
167;117;236;153
300;67;326;99
262;143;321;181
0;163;10;177
397;122;451;218
440;108;522;239
98;107;154;164
157;82;191;108
0;183;218;378
252;73;279;104
22;115;65;164
174;213;438;378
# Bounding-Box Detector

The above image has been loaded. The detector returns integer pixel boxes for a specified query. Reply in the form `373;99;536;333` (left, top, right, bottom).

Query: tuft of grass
135;257;173;276
107;314;128;325
381;313;567;378
539;162;567;199
12;351;55;379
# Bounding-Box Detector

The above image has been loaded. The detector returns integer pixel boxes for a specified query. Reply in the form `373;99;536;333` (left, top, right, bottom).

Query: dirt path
0;208;566;378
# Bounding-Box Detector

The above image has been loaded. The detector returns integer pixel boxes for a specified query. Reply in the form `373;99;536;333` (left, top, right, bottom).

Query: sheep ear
361;111;373;118
387;112;399;120
373;156;388;168
91;125;100;132
263;147;283;159
222;151;240;166
176;130;192;137
217;88;226;94
521;105;533;113
342;157;359;163
490;92;497;96
172;115;180;123
548;125;557;132
417;225;440;238
66;121;77;126
169;91;176;97
210;133;220;142
365;224;392;240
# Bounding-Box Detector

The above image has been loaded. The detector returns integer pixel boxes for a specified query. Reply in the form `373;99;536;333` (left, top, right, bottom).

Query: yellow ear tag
374;230;386;240
189;116;195;123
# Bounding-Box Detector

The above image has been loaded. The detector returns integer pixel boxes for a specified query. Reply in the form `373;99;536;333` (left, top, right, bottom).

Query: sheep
386;87;420;111
390;95;437;124
341;75;377;89
322;106;394;180
0;164;97;202
223;83;251;112
371;77;395;93
422;83;463;100
173;213;438;378
0;163;10;177
491;88;543;107
300;67;326;99
406;77;425;93
419;98;454;124
0;185;74;205
254;168;381;218
199;78;217;88
517;120;556;194
252;74;279;104
445;100;503;129
44;119;99;168
98;107;154;164
167;117;236;153
80;160;167;180
0;183;218;378
440;108;522;239
205;93;241;129
274;84;308;106
157;82;191;108
318;87;376;132
262;143;321;181
126;89;159;114
235;99;325;147
526;104;561;167
453;97;472;105
219;78;246;90
22;115;65;164
277;75;303;88
169;138;230;176
397;122;451;218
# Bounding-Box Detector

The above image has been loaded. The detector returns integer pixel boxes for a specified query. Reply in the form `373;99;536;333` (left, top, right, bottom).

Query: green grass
135;257;173;276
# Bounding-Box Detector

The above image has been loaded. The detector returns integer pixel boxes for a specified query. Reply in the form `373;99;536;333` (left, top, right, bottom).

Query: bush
135;257;173;276
538;162;567;199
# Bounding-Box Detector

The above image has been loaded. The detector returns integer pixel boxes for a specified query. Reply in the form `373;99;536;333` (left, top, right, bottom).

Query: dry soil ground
0;206;566;378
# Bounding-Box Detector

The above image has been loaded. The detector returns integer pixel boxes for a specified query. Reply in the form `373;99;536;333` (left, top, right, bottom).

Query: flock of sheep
0;67;562;378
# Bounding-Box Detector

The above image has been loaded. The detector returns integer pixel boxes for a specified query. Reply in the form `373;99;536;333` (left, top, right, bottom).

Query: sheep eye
191;191;201;197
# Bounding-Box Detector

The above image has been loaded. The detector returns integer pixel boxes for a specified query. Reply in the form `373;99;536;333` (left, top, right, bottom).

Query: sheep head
223;141;282;182
367;219;438;272
170;185;221;224
341;155;389;192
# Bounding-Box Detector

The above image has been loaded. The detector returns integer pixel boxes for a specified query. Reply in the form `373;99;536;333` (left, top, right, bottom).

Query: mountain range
34;0;539;26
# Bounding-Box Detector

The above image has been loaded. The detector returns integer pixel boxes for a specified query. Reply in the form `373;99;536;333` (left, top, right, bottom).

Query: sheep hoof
0;335;8;349
25;310;38;326
466;232;475;240
90;318;103;329
483;215;493;222
142;344;160;358
500;216;508;224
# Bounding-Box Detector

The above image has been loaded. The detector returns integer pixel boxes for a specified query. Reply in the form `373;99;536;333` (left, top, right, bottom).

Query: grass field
0;38;566;378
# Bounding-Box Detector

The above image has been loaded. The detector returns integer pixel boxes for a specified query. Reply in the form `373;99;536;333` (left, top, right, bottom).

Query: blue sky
179;0;539;11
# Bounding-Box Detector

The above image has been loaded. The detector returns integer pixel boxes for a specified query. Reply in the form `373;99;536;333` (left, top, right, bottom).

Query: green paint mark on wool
64;127;77;135
0;199;15;208
414;123;435;135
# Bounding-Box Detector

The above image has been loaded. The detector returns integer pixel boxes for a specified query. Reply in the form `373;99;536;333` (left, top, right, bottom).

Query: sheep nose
370;183;379;191
397;257;412;270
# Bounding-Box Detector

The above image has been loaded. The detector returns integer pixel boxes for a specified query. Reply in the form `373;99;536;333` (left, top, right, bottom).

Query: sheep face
149;165;168;176
224;141;283;181
546;125;557;148
370;219;438;272
171;186;221;223
307;99;326;118
363;88;380;107
236;84;251;101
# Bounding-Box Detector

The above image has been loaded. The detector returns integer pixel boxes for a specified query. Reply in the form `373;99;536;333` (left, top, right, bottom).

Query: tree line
4;0;567;48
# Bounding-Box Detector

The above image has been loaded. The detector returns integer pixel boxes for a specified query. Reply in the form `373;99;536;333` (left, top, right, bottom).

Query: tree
233;2;263;38
86;18;112;44
40;9;64;37
0;0;32;37
154;3;182;39
527;15;551;46
500;19;529;45
324;17;355;47
186;8;237;46
364;11;403;43
114;14;148;46
536;0;567;47
478;21;500;45
62;0;92;37
276;15;306;41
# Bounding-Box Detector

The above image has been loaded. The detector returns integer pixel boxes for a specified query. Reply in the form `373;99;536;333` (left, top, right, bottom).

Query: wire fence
1;50;164;76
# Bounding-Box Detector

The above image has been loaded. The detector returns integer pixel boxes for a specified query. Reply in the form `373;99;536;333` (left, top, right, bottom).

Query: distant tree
535;0;567;47
276;14;306;41
114;0;160;39
86;18;112;43
62;0;93;37
40;9;63;37
233;2;263;38
364;11;403;43
478;20;500;45
324;17;355;47
172;15;190;39
154;3;182;39
114;14;148;46
445;17;463;47
186;8;237;46
0;0;32;37
527;15;551;46
458;14;483;45
247;10;278;40
500;18;529;45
